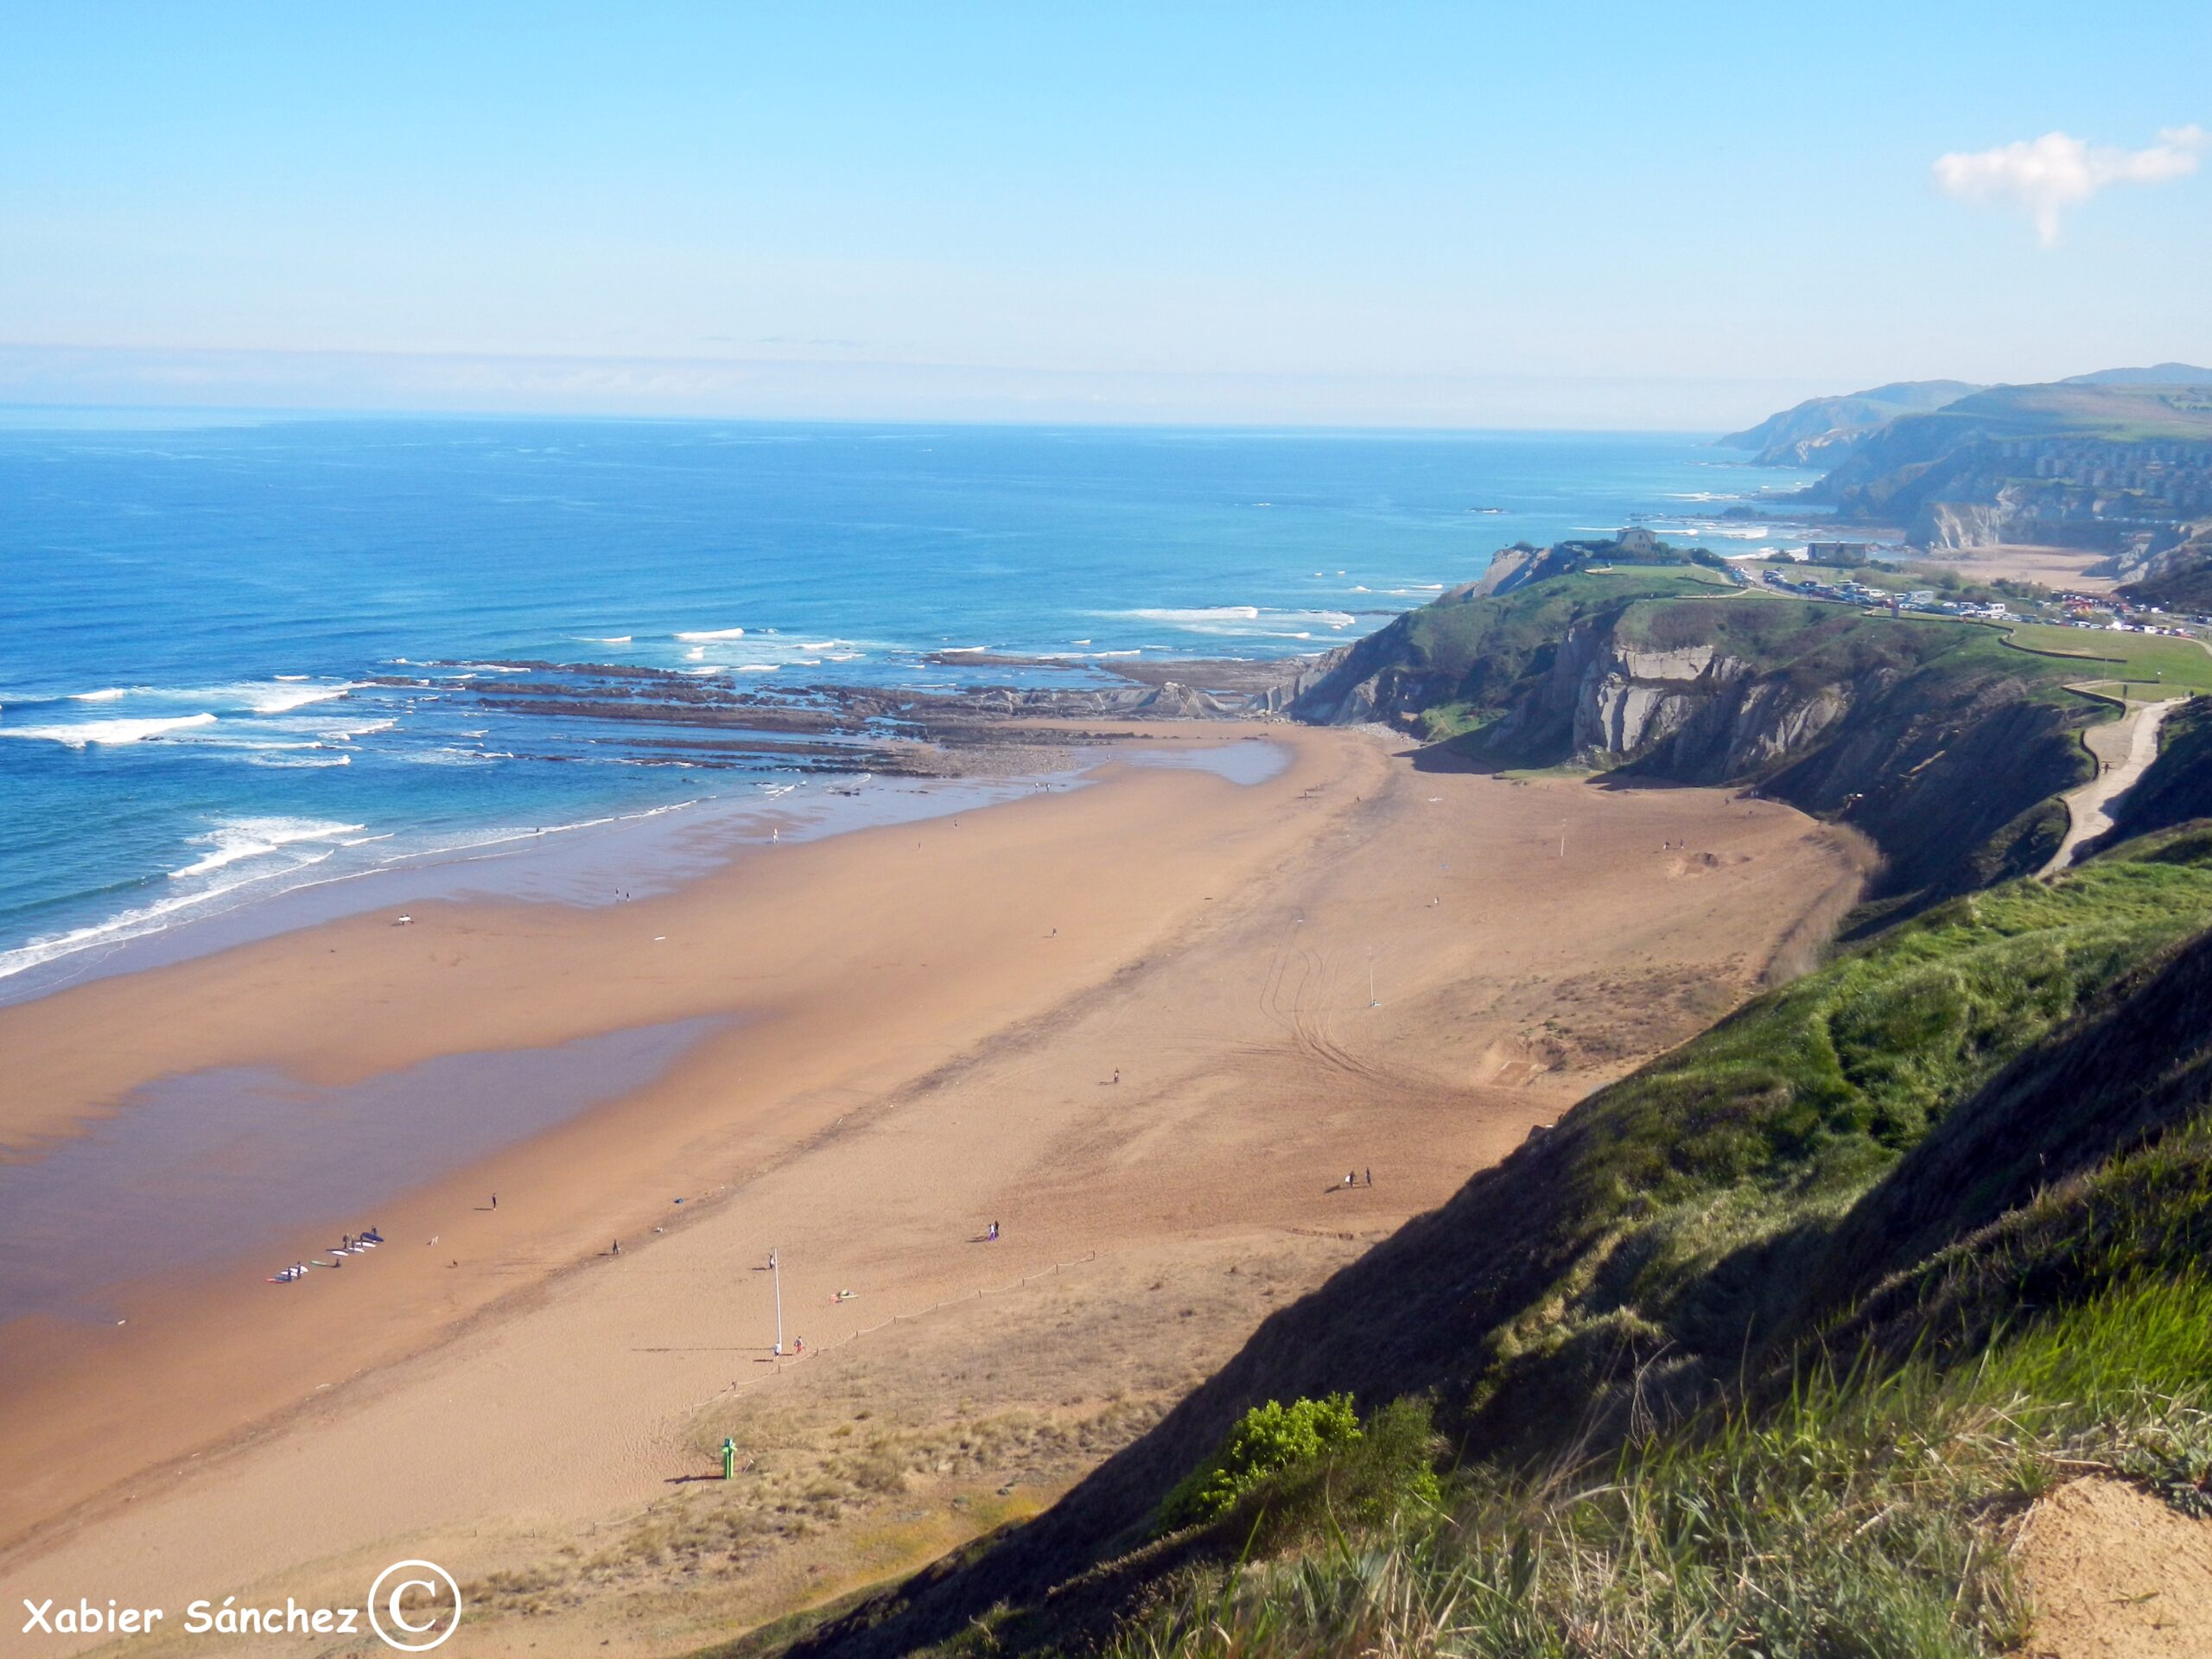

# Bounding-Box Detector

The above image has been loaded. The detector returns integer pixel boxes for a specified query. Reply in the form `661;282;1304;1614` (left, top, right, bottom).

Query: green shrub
1160;1395;1362;1529
1103;1274;2212;1659
1277;1397;1445;1532
1159;1396;1446;1545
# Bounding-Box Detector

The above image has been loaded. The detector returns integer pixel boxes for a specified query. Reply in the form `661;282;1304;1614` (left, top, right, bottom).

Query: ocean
0;416;1808;998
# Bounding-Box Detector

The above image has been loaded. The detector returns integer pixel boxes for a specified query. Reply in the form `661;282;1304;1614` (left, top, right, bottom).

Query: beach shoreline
0;723;1342;1538
0;723;1173;1012
0;721;1855;1653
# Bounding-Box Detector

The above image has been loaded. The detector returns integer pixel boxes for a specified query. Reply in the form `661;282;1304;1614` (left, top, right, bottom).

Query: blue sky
2;3;2207;427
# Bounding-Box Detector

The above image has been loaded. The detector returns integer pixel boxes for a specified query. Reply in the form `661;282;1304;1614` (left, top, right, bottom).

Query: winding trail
2044;696;2179;875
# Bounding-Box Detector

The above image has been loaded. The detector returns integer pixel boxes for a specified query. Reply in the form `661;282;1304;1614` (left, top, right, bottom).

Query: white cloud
1933;125;2208;246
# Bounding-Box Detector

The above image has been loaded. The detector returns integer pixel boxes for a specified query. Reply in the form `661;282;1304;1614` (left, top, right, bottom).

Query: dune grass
1083;1270;2212;1659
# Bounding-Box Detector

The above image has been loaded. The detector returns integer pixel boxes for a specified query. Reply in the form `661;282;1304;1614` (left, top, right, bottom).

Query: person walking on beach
491;1193;498;1211
987;1221;1000;1241
612;1238;620;1255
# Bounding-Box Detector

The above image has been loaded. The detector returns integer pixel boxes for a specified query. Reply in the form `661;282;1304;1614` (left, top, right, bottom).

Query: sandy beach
1919;543;2120;593
0;722;1857;1655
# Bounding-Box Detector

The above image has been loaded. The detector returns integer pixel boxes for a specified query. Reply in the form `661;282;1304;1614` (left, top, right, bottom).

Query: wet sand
0;723;1856;1651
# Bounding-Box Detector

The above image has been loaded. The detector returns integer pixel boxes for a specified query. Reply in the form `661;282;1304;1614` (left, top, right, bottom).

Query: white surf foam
0;885;257;982
1;820;363;983
0;713;219;747
302;717;396;741
1126;606;1261;624
169;817;367;880
232;682;356;715
675;626;747;641
1113;606;1357;637
62;680;355;715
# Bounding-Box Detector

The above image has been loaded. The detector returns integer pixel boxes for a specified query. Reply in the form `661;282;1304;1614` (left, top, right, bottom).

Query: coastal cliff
1288;556;2091;909
1791;378;2212;550
1713;378;1981;467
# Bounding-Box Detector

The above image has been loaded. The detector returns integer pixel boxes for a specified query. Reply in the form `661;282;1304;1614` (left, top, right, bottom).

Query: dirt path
2044;697;2178;874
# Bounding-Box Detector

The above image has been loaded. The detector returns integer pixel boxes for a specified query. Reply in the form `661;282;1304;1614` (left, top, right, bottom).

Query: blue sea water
0;416;1808;993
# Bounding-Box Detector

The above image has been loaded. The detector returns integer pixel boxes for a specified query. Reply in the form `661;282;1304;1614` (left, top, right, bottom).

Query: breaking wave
170;817;367;879
0;714;219;747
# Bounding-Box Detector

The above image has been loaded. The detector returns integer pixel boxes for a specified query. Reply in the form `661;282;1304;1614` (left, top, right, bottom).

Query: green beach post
721;1438;737;1481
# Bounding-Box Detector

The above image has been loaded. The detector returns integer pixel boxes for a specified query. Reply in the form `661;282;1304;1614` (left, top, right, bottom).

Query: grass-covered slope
1715;378;1982;466
767;831;2212;1658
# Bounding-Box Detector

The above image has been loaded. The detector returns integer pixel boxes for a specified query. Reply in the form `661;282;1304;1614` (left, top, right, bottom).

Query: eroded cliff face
1817;429;2212;553
1573;641;1727;757
1289;597;2084;909
1553;633;1865;780
1909;482;2181;553
1300;613;1862;784
1278;637;1439;725
1573;643;1858;778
